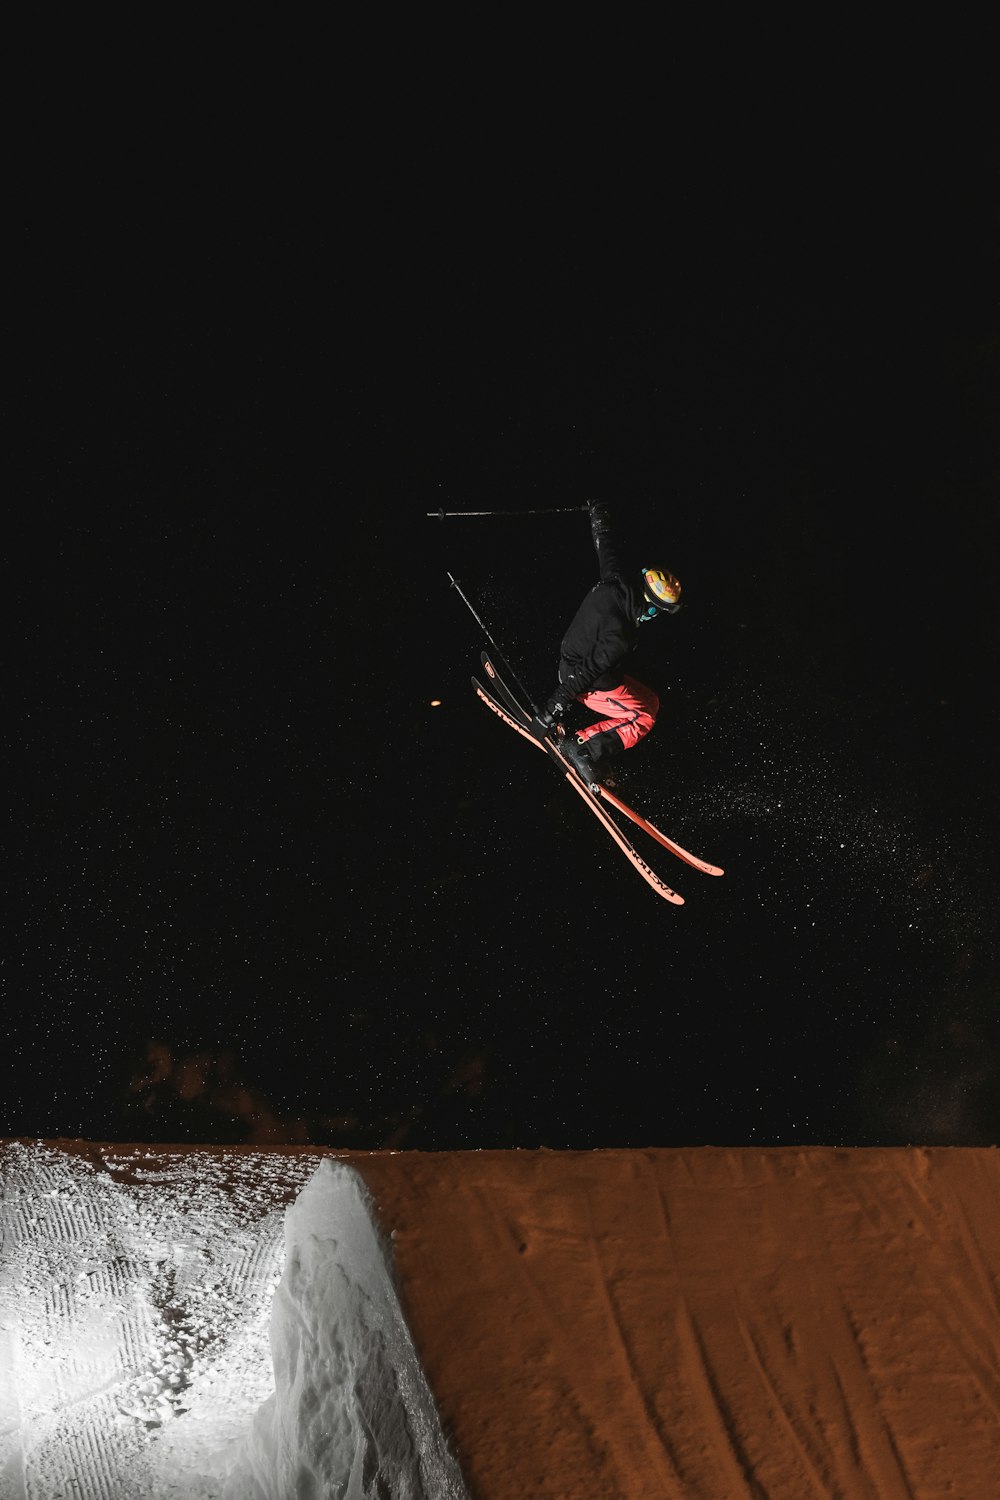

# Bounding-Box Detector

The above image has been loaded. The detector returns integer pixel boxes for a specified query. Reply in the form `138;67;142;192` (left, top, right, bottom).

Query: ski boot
559;734;605;787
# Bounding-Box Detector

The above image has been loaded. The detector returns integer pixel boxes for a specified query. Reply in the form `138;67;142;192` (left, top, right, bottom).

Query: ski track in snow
0;1142;319;1499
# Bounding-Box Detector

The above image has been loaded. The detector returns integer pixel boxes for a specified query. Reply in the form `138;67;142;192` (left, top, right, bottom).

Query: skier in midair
536;501;682;785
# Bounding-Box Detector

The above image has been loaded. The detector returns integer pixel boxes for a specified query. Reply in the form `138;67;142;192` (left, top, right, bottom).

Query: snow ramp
225;1159;468;1499
2;1143;1000;1499
0;1144;465;1499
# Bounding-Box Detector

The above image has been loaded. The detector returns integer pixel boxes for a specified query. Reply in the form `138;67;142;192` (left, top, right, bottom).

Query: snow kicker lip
228;1160;470;1498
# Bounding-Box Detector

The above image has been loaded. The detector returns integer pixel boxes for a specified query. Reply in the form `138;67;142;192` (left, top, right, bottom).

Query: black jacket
556;507;648;698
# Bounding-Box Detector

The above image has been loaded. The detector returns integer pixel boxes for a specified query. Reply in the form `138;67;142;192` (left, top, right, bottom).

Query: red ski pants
574;675;659;752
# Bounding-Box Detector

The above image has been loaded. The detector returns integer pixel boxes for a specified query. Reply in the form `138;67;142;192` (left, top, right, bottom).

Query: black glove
587;499;612;536
537;689;573;730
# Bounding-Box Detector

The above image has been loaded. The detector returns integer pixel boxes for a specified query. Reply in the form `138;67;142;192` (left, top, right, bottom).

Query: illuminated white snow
227;1159;467;1499
0;1144;467;1499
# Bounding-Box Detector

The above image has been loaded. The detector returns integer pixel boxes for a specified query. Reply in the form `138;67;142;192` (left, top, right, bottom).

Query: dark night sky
7;93;999;1151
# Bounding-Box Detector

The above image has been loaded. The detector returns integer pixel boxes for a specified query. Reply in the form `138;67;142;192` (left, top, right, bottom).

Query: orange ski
474;678;685;905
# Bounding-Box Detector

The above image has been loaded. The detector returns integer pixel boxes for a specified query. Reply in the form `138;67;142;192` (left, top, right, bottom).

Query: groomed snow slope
3;1141;1000;1499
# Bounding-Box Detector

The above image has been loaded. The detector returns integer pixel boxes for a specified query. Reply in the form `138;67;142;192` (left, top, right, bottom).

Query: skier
535;501;682;785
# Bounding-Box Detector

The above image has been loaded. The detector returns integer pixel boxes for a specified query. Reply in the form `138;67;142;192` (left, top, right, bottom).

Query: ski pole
446;573;540;715
427;505;588;519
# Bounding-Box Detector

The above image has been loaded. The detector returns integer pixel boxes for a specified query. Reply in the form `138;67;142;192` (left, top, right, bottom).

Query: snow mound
226;1159;468;1500
0;1144;466;1499
0;1141;315;1497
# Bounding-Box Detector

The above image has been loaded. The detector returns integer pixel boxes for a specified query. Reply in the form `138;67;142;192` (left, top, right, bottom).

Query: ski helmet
638;565;682;621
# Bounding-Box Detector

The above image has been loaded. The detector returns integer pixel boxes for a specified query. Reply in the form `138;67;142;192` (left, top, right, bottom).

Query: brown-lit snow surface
2;1143;999;1499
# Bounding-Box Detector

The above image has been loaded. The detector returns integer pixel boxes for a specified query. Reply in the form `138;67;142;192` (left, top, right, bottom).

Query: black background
7;82;999;1150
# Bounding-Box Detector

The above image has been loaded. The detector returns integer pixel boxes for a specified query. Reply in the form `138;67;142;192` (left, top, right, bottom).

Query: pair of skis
472;653;723;906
